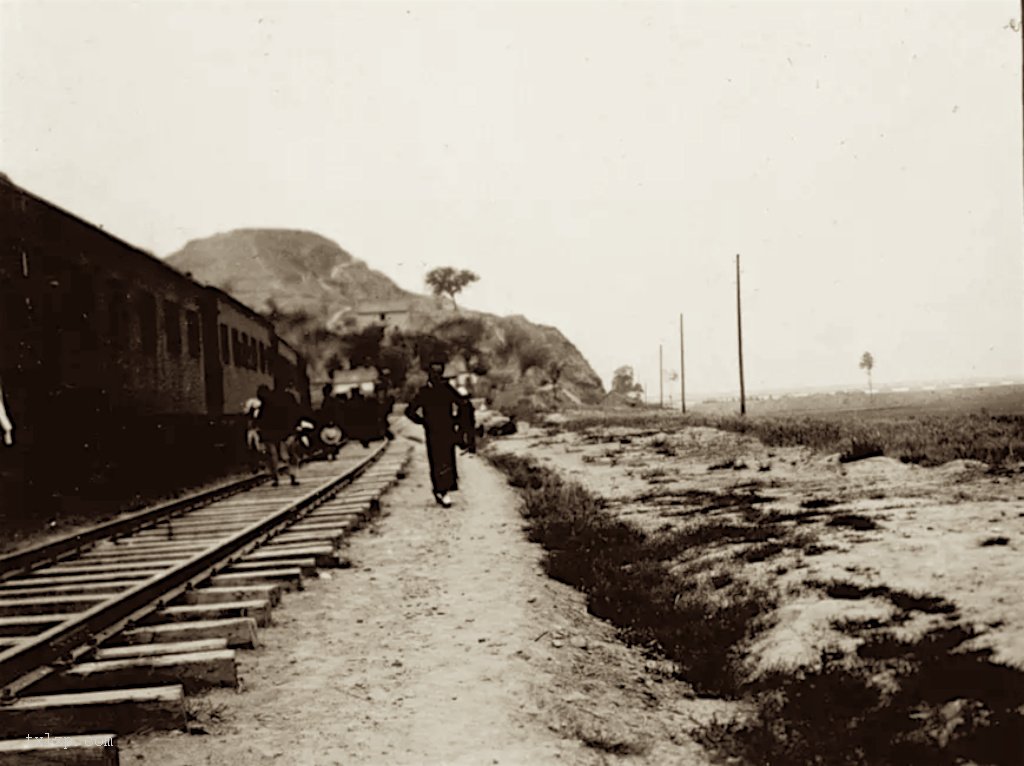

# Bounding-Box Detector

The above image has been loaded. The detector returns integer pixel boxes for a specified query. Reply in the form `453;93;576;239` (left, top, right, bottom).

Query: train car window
138;291;157;354
257;342;265;373
107;279;130;349
164;300;182;355
240;332;249;369
185;311;201;358
231;328;241;369
219;324;231;365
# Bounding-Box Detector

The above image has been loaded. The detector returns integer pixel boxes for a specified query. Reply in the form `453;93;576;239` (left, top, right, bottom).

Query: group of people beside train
245;357;481;509
244;382;396;486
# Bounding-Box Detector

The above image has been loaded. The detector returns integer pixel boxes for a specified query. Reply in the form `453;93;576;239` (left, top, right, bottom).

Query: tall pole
679;313;686;413
658;344;664;408
736;254;746;415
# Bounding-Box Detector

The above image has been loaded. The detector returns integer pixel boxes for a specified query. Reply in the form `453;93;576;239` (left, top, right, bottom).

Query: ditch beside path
122;438;723;765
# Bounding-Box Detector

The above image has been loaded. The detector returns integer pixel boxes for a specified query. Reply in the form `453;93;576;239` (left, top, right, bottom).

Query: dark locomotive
0;176;311;521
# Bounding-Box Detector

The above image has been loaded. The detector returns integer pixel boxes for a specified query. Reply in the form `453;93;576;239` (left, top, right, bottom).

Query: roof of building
353;301;410;315
331;366;380;384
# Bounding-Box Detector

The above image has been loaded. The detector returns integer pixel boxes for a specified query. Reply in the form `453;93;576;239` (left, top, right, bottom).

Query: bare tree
859;351;875;397
425;267;479;311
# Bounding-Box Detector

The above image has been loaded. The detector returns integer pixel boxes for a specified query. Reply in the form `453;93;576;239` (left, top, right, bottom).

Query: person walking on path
255;384;299;487
404;359;472;507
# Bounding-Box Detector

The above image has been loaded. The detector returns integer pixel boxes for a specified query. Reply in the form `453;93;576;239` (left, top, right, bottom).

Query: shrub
488;451;775;696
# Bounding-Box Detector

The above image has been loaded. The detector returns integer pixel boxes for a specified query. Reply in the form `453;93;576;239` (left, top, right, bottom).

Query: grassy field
487;447;1024;765
562;408;1024;467
691;383;1024;418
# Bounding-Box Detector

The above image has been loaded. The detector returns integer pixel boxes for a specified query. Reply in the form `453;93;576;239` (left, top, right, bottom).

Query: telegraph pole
658;344;664;408
736;254;746;415
679;314;686;413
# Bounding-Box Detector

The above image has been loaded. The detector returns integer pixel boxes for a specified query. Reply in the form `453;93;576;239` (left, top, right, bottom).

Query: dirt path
122;439;722;765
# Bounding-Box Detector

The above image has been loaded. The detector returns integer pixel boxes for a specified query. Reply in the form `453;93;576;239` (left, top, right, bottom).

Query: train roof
202;284;275;329
0;174;199;290
3;174;306;367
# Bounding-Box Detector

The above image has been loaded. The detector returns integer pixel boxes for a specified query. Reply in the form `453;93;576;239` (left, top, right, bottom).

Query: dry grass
489;450;1024;766
563;411;1024;467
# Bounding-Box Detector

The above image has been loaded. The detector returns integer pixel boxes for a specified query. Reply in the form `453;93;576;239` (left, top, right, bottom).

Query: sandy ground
494;424;1024;675
121;436;728;765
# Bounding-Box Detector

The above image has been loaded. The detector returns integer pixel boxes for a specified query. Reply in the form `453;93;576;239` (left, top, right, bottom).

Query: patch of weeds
708;457;739;471
695;624;1024;766
811;579;957;616
487;451;776;697
666;520;785;552
767;508;825;524
710;572;733;589
833;616;886;633
887;589;957;615
822;580;880;600
633;487;770;516
640;467;669;481
803;543;836;556
738;541;786;563
826;513;879;531
801;497;839;509
185;697;227;735
840;438;885;463
981;536;1010;547
575;722;650;756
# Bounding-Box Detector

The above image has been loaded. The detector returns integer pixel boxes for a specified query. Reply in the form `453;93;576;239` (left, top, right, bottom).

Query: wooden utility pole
658;344;664;408
736;254;746;415
679;313;686;413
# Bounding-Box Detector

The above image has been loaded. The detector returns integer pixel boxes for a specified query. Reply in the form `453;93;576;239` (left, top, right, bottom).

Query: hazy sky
3;0;1021;397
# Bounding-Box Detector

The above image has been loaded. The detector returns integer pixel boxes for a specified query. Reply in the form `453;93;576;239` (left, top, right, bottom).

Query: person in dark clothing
256;384;299;486
317;384;343;460
455;386;476;454
375;388;396;441
404;360;472;508
345;388;374;448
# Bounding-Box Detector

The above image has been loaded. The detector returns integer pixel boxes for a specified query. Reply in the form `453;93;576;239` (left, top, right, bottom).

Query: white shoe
440;493;452;508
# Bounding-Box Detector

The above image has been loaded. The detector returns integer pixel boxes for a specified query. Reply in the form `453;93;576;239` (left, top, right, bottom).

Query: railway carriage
0;177;310;519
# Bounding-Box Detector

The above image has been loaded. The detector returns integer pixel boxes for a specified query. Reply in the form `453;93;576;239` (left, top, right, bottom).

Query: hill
165;229;604;406
166;229;414;317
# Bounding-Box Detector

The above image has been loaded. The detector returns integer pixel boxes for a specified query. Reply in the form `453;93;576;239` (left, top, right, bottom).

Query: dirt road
122;439;722;765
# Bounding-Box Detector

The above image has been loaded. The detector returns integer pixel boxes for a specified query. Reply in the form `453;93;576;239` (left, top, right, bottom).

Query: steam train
0;176;311;516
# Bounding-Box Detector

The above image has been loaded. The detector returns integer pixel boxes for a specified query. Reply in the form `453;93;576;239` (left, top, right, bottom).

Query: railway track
0;437;412;764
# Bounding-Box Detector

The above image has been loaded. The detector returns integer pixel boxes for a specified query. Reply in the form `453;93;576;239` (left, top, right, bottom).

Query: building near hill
328;366;380;397
338;301;411;332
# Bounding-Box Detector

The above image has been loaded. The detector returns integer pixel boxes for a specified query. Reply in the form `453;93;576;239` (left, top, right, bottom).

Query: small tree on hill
859;351;875;397
425;267;479;311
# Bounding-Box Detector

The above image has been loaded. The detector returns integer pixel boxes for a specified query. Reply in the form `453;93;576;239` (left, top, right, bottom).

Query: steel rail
0;444;338;580
0;441;387;698
0;474;270;580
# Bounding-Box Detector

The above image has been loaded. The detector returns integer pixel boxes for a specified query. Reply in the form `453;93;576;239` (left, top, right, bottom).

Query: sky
2;0;1022;398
